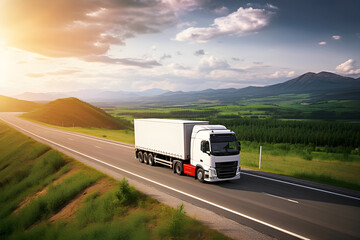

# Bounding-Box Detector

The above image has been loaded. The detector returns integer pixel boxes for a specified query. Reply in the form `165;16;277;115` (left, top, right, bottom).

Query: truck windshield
210;134;239;156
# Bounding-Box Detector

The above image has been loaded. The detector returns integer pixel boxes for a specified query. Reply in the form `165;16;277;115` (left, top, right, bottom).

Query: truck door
192;138;211;168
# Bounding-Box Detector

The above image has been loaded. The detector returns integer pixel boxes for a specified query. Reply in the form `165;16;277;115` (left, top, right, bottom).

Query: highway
1;112;359;240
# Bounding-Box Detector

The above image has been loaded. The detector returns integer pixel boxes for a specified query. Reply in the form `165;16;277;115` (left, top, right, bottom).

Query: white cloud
270;70;295;78
175;7;274;42
318;41;327;45
266;4;278;10
336;59;360;75
332;35;341;40
213;6;229;15
176;21;196;29
198;55;229;71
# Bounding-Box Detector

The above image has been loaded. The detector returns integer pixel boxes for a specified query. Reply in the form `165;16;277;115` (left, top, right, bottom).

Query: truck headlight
209;167;217;176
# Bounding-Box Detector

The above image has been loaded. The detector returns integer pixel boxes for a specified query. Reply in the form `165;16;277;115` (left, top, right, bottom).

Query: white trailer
135;118;241;182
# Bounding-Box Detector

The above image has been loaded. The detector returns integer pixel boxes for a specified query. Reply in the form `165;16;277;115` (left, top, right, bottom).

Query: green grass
0;121;230;240
240;151;360;190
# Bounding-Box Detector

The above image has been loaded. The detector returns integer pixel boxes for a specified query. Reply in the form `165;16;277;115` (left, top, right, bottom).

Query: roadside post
259;146;262;169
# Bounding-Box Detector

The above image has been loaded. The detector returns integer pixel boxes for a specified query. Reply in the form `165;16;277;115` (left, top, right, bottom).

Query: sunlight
0;39;9;86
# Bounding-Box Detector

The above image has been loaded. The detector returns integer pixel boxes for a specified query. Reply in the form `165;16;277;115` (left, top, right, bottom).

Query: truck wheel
196;168;205;183
143;152;149;164
138;151;144;163
175;161;183;175
148;153;155;166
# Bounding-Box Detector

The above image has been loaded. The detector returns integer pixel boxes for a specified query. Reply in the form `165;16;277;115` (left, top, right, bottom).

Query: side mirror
238;141;241;151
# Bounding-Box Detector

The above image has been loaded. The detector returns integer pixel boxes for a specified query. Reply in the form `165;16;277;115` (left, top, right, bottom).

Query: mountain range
15;88;169;102
14;72;360;106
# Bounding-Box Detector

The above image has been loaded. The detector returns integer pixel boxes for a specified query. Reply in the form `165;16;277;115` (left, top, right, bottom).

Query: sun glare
0;38;9;86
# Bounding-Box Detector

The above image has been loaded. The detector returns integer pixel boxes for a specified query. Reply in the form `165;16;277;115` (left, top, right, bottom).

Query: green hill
0;95;41;112
22;97;130;129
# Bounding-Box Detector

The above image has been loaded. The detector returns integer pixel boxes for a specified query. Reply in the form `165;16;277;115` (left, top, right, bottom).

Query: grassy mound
0;121;229;240
0;95;41;112
22;97;130;129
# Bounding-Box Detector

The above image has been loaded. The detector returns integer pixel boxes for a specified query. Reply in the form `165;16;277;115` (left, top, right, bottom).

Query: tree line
210;118;360;149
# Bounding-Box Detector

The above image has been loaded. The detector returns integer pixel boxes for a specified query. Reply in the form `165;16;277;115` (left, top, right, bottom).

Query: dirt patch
52;166;80;185
14;186;48;214
49;177;116;222
14;167;79;214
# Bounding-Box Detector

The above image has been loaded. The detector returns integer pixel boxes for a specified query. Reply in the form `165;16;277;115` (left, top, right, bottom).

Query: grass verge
0;121;230;240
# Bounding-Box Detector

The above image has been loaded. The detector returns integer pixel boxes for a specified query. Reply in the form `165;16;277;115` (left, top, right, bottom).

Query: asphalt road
1;112;359;240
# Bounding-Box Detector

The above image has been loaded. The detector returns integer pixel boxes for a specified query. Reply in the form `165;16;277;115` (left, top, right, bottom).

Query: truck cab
190;125;241;182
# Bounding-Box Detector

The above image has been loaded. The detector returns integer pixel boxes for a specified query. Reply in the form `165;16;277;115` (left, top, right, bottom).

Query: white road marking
242;172;360;201
263;192;299;204
68;138;73;141
1;118;310;240
95;145;101;149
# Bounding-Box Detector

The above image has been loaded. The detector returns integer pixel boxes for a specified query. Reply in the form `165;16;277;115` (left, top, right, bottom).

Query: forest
210;118;360;152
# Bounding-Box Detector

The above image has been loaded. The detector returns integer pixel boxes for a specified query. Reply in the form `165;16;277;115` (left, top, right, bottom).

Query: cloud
194;49;205;56
332;35;341;40
213;6;229;15
231;57;243;61
83;55;161;68
335;59;360;75
160;54;172;60
0;0;202;57
270;70;295;78
46;69;81;75
175;7;274;42
266;4;279;10
198;55;229;71
176;21;196;29
27;69;81;78
26;73;45;78
318;41;327;45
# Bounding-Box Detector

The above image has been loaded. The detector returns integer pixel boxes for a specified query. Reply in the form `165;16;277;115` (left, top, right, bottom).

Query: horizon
5;70;359;98
1;0;360;95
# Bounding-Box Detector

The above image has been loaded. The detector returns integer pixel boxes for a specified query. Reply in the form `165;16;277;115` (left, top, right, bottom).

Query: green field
0;121;230;240
105;98;360;121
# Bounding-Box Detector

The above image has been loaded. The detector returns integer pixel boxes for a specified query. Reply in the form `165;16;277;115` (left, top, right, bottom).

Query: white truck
134;119;241;182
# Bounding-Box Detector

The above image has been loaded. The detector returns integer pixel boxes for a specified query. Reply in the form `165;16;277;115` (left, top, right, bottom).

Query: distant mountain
137;88;169;96
13;72;360;106
15;88;170;102
0;95;41;112
265;72;359;94
133;72;360;106
22;97;130;129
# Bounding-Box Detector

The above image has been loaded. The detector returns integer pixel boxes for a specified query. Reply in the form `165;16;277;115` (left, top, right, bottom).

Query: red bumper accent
183;164;196;177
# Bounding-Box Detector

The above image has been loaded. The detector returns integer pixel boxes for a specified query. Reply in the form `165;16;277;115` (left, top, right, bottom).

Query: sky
0;0;359;95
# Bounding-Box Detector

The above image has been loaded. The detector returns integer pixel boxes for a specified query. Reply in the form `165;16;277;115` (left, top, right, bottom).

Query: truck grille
215;161;237;179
